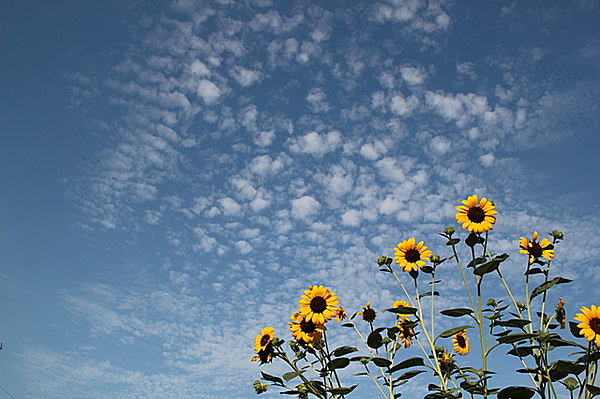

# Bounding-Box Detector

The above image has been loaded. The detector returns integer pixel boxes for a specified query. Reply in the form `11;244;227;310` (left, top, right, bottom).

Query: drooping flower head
397;321;414;348
254;327;275;352
335;306;346;322
574;305;600;348
519;231;554;265
393;237;432;273
298;285;339;325
392;300;411;322
455;195;498;233
358;302;377;322
251;327;276;364
452;330;470;355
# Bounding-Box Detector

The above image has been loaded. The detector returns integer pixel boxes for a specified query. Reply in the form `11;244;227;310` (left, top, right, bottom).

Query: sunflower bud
443;227;456;236
253;380;269;394
377;256;387;266
430;255;441;264
549;230;564;240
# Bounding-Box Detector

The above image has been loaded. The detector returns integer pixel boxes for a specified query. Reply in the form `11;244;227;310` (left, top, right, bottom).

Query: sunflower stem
414;278;447;392
323;331;346;398
390;269;416;308
450;242;476;313
363;363;389;399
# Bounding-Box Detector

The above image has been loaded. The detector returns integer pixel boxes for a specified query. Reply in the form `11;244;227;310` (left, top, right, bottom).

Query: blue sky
1;0;599;398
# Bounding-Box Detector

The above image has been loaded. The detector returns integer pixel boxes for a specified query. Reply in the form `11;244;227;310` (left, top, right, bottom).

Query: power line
0;382;16;399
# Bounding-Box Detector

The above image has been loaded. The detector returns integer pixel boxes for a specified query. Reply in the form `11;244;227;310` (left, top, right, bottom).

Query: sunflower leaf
525;267;544;276
367;329;384;349
282;371;303;382
497;386;536;399
507;346;536;357
530;277;572;300
419;291;439;298
386;357;425;373
473;258;500;276
386;306;418;315
393;369;427;381
438;325;473;338
261;372;283;385
331;346;358;357
569;321;582;338
497;333;536;344
327;385;358;395
492;319;531;329
371;357;392;367
440;308;473;317
446;238;460;246
586;384;600;396
327;357;350;370
467;257;486;268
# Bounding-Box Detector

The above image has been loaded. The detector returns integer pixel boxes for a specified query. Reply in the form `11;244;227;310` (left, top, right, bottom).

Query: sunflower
254;327;275;352
519;231;554;265
289;312;324;344
392;300;411;321
335;306;346;322
455;195;498;233
397;321;414;348
452;330;470;355
358;302;377;322
393;237;432;273
298;285;339;324
574;305;600;348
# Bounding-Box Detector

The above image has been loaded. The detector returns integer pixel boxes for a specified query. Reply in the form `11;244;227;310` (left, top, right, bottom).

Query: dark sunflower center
529;242;543;258
456;335;466;348
405;248;421;263
467;206;485;223
300;319;317;333
363;308;376;322
310;296;327;313
260;334;271;346
590;318;600;334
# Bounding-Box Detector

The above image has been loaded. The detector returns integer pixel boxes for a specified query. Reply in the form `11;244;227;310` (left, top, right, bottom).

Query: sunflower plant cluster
252;195;599;399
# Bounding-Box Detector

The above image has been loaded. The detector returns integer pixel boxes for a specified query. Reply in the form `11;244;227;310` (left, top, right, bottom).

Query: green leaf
419;291;439;298
473;259;500;276
507;346;536;357
386;306;418;315
372;357;392;367
440;308;473;317
586;384;600;396
367;330;384;349
438;325;473;339
305;381;326;397
524;267;544;275
497;386;536;399
327;357;350;370
260;372;283;385
282;371;303;382
497;333;536;344
493;319;531;329
530;277;572;300
394;369;427;381
465;233;482;248
569;321;582;338
467;257;486;268
341;323;354;328
331;346;358;357
560;377;579;391
387;357;425;373
547;337;587;350
446;238;460;246
327;385;358;395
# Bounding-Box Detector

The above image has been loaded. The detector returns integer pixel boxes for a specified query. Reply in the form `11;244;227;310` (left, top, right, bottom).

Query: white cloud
249;154;284;176
253;129;276;147
190;59;210;76
399;65;426;85
390;94;419;116
230;66;262;87
235;240;253;254
360;140;390;161
479;153;495;166
291;195;320;220
288;131;342;156
430;136;451;154
341;209;361;227
218;197;242;216
196;79;222;104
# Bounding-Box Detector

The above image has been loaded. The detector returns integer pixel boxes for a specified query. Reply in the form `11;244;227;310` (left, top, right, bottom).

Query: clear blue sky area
1;1;599;398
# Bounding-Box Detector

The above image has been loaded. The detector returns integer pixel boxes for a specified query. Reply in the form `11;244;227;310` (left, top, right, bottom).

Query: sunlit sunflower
393;237;432;273
392;300;411;321
254;327;275;352
574;305;600;348
397;321;414;348
335;306;346;322
440;351;453;364
358;302;377;322
289;312;324;344
519;231;554;265
298;285;339;325
452;330;470;355
455;195;498;233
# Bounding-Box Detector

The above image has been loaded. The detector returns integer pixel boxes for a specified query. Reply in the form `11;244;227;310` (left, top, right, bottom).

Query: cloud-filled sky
1;0;599;397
